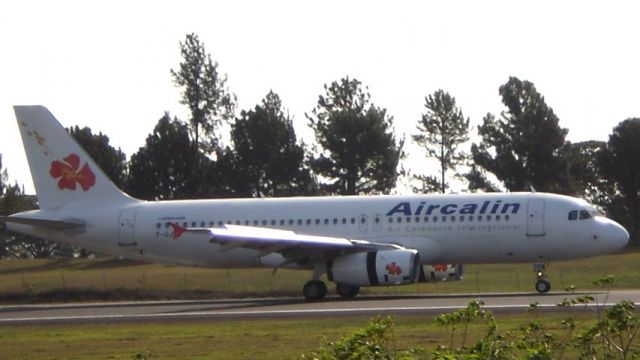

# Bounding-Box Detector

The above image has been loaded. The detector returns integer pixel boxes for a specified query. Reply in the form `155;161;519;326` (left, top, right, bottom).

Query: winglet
170;222;187;240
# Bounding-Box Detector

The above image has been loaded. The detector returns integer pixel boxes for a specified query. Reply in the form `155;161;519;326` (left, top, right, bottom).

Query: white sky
1;0;639;194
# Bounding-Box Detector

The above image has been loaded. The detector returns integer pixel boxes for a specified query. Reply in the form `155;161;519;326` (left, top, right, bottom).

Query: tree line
1;33;640;258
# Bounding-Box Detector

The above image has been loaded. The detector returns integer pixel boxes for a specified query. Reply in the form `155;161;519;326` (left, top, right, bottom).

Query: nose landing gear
533;258;551;293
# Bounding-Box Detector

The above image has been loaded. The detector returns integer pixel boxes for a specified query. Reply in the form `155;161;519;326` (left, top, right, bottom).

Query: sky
1;0;639;194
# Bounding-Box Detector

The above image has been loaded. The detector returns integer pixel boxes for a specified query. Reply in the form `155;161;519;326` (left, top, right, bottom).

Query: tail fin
13;106;136;210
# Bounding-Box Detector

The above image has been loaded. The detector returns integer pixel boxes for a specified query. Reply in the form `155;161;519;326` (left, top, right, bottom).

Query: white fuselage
9;192;629;269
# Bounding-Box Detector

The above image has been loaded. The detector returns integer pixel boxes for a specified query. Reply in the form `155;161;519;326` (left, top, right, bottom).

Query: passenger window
209;221;215;226
505;215;510;221
324;219;329;225
433;217;438;223
477;216;482;222
315;219;320;225
442;216;447;222
486;215;491;221
568;210;578;220
496;215;500;221
297;219;303;225
415;216;420;223
253;220;259;226
280;220;285;226
245;220;250;225
579;210;591;220
333;218;338;225
451;216;455;222
424;216;429;223
397;217;402;223
289;219;294;225
236;220;241;225
351;218;356;224
388;217;393;223
374;217;380;224
406;217;411;223
306;219;311;225
459;216;464;222
342;218;347;224
360;217;366;224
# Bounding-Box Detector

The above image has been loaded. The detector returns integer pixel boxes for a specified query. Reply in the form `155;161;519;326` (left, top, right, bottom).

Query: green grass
1;249;639;302
0;312;606;359
2;252;639;358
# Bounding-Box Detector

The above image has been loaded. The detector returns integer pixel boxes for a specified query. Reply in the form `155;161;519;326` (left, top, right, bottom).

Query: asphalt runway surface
2;290;639;324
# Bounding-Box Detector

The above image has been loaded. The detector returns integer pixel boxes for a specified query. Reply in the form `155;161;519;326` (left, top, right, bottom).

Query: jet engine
327;249;420;286
418;264;464;282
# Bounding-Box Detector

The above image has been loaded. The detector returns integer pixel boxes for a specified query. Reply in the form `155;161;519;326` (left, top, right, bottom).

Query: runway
2;290;639;324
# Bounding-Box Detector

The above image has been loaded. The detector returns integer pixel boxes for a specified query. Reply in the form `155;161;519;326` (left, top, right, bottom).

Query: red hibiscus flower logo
433;264;449;272
385;262;402;276
50;154;96;191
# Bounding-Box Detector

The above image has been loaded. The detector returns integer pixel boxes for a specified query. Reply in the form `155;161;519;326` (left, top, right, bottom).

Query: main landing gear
336;283;360;298
303;280;327;301
302;281;361;300
533;258;551;294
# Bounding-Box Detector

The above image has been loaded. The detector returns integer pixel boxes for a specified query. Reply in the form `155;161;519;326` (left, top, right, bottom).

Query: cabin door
118;207;138;246
526;199;545;236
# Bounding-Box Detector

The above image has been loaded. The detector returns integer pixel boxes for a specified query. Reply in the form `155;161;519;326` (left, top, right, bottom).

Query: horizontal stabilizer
1;216;85;230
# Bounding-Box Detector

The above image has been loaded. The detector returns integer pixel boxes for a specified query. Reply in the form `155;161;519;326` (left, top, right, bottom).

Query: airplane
1;106;629;300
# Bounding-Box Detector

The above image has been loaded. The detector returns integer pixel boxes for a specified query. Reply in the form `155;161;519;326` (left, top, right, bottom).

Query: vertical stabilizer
13;106;136;210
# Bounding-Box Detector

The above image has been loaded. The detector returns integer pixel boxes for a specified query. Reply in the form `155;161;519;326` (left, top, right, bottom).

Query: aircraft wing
172;223;402;259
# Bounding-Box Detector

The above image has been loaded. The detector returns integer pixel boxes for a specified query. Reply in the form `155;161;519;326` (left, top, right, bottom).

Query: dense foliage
304;278;639;359
307;77;404;195
472;77;569;193
229;91;314;197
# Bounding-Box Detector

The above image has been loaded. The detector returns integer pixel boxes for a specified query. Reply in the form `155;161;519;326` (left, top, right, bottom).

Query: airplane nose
610;221;629;250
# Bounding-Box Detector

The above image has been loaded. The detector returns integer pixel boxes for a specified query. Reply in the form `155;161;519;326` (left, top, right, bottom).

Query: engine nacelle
327;249;420;287
418;264;464;282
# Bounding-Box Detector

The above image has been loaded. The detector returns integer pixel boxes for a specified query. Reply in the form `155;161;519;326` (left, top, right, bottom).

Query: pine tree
472;77;568;192
307;77;403;195
413;90;470;193
231;91;313;197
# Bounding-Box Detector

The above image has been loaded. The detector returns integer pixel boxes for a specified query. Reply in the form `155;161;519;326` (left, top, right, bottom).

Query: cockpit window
579;210;592;220
569;209;596;221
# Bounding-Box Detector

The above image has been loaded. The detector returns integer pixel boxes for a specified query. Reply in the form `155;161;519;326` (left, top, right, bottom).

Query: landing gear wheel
535;279;551;294
303;280;327;301
336;284;360;298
